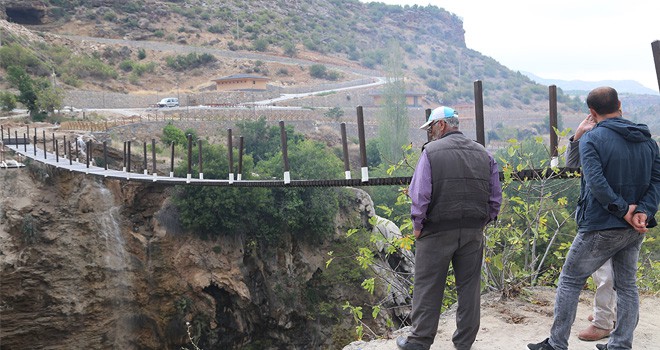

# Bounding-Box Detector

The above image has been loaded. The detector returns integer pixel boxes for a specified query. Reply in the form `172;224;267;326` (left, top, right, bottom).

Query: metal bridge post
151;139;156;180
127;141;132;179
33;134;37;156
170;142;175;178
341;122;351;179
357;106;368;182
186;134;192;183
55;139;58;162
6;127;10;144
14;131;18;149
279;121;290;184
123;141;127;172
237;136;244;181
85;140;90;171
23;133;27;152
63;136;67;161
42;131;46;160
143;141;148;175
104;141;108;172
652;40;660;93
198;139;203;180
549;85;559;167
227;129;234;183
474;80;485;146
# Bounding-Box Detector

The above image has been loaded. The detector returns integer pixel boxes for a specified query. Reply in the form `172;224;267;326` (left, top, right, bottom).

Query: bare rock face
0;163;377;349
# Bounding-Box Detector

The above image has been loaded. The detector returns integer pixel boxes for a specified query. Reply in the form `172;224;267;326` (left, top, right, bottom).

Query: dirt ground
343;287;660;350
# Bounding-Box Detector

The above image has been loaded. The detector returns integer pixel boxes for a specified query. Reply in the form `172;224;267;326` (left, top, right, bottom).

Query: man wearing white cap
397;106;502;350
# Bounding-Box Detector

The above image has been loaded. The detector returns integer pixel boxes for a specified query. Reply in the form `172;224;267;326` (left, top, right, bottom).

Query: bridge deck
3;143;412;187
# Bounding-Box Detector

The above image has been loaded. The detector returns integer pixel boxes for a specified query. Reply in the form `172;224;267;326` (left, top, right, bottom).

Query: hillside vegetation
0;0;584;112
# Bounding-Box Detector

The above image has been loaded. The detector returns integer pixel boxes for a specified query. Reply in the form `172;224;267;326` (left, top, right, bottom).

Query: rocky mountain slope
0;0;583;114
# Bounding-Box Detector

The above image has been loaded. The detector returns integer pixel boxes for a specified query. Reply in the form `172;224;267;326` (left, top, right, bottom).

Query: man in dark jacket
566;115;617;342
397;106;502;350
528;86;660;350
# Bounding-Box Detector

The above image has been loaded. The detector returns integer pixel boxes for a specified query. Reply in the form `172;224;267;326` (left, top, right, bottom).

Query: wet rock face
0;164;377;349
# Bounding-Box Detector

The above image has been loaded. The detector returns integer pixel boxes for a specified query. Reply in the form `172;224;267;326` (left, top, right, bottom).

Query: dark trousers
408;227;484;349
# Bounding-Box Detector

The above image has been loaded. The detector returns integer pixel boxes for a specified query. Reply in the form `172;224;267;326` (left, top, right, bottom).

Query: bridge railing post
549;85;559;167
123;141;127;172
151;138;156;180
237;136;244;181
341;122;351;180
198;139;203;180
356;106;368;182
186;134;192;183
227;129;234;183
127;140;131;179
170;142;175;178
279;120;290;184
42;131;46;160
104;141;108;172
143;141;148;175
652;40;660;93
474;80;485;146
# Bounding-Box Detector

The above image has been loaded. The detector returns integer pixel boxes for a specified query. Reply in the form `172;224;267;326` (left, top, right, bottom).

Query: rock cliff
0;161;381;349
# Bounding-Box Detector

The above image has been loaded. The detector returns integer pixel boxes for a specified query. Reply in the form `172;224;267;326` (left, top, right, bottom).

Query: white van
157;97;179;108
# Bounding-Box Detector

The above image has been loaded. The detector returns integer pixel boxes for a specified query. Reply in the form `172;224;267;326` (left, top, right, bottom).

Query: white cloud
360;0;660;91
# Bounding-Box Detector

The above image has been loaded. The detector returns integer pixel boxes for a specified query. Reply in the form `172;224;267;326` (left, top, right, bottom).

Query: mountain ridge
522;71;659;96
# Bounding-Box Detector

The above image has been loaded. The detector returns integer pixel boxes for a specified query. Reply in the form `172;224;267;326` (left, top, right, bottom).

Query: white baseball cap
419;106;458;130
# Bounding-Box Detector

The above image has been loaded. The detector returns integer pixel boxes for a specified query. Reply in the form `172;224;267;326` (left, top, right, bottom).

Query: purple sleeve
488;153;502;223
409;150;432;231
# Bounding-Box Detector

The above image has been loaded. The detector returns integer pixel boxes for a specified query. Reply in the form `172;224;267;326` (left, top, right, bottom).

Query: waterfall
96;183;135;348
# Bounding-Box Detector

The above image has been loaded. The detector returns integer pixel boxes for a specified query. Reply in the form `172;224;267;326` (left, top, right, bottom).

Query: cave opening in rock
5;7;44;25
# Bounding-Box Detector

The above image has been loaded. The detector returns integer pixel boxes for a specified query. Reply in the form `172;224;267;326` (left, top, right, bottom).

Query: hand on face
575;114;597;140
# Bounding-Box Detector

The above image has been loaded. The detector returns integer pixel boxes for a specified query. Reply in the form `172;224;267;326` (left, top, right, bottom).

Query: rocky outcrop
0;1;49;25
0;162;379;349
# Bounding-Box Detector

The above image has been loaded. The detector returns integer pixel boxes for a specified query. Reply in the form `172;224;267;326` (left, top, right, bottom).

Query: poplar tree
378;41;408;163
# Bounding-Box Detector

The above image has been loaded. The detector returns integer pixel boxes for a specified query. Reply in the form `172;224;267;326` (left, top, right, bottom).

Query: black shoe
595;344;607;350
396;335;429;350
527;338;555;350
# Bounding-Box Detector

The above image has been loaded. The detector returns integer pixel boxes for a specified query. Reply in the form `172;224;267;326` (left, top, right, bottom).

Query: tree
0;91;17;112
161;122;187;146
7;66;38;115
377;41;409;163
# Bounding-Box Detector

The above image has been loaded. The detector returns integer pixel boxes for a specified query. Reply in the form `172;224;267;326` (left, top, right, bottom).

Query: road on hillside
56;35;387;114
61;35;382;78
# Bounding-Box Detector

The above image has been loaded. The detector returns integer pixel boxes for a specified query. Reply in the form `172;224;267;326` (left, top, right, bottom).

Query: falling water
96;183;135;348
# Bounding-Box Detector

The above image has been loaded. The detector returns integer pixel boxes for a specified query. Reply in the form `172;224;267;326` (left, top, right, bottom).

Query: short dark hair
586;86;619;115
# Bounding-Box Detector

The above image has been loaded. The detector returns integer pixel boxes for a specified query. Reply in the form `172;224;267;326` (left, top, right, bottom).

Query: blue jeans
549;228;644;350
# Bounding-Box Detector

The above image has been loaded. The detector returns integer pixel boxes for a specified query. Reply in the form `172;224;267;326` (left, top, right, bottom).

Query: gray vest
422;132;491;234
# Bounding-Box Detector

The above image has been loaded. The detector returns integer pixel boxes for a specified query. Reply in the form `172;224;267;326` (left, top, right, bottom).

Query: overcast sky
360;0;660;92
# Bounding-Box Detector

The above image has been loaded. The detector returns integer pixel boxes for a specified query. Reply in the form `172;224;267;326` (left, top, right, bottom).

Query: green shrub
0;91;17;111
165;52;217;71
309;64;327;79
